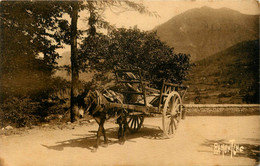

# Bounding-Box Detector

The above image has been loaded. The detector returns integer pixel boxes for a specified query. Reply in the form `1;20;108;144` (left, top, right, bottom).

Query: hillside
155;6;259;61
184;40;259;104
54;51;94;82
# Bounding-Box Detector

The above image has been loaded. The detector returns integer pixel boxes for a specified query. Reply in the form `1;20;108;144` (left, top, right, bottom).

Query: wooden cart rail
106;102;158;115
112;68;188;137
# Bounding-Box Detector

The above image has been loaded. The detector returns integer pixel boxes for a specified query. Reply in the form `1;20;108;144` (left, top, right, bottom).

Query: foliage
0;1;69;102
0;1;68;68
64;0;156;122
79;28;192;88
0;77;71;128
186;40;259;104
240;85;259;104
194;88;201;104
1;1;156;122
0;97;40;128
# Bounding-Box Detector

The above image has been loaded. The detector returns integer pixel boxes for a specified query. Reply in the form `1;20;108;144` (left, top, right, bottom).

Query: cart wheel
162;91;182;138
127;114;144;133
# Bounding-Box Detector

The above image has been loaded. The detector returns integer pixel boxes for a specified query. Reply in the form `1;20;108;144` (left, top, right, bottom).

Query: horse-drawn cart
103;69;189;138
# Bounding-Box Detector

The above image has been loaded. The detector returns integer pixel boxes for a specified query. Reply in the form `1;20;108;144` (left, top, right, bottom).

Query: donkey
76;89;128;152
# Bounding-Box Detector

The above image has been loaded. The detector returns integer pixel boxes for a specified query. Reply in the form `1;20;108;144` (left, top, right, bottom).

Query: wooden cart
105;69;188;138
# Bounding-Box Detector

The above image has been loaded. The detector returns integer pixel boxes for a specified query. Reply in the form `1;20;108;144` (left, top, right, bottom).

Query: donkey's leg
121;113;128;143
119;126;125;145
91;123;101;152
118;124;123;143
118;111;127;145
100;118;108;147
95;126;102;148
93;117;102;150
92;116;107;152
117;117;123;139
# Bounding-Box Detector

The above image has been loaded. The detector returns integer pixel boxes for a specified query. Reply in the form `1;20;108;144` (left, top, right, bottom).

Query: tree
64;1;155;122
79;28;192;88
1;1;155;122
0;1;67;101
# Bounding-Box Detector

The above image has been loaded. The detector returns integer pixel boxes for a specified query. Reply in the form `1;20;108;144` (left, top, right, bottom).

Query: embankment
184;104;260;116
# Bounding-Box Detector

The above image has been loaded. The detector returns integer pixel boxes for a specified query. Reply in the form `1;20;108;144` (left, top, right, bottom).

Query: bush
0;76;73;128
0;97;41;128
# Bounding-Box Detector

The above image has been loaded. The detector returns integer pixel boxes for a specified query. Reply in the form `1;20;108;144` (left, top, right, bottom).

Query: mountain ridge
155;6;259;61
184;40;259;104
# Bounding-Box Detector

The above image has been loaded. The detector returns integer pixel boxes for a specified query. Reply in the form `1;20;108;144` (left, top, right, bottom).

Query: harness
84;89;125;119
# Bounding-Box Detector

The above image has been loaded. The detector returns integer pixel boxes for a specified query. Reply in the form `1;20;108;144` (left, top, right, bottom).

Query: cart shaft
106;103;159;115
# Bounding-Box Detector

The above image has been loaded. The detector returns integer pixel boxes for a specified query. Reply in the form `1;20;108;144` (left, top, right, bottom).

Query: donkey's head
77;90;106;119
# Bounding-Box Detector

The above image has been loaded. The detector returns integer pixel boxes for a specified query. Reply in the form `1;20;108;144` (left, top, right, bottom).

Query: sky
58;0;259;59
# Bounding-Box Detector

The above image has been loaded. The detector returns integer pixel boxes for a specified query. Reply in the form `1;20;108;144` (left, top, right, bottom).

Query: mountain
54;51;94;81
184;40;259;104
155;6;259;61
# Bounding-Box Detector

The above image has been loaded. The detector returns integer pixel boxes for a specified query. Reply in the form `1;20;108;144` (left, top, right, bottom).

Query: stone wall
183;104;260;116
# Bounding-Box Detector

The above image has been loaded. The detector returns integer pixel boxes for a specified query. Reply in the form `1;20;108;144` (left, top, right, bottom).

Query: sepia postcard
0;0;259;166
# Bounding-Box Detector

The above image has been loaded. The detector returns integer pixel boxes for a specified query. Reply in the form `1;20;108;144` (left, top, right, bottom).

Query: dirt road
0;116;259;166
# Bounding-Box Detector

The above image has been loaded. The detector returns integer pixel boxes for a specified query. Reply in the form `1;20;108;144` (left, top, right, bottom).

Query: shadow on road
125;125;167;140
200;139;260;162
102;124;167;141
41;133;110;151
42;124;167;152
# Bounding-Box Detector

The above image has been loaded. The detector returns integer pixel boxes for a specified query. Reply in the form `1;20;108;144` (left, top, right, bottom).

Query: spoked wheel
162;91;182;138
126;113;144;133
